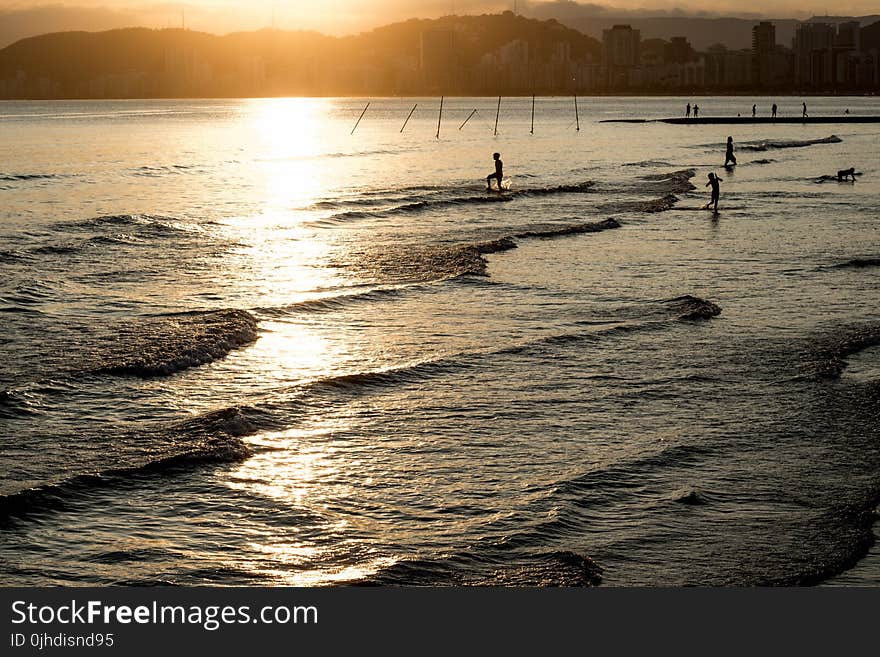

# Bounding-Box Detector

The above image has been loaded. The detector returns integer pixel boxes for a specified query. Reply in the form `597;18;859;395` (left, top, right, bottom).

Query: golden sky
0;0;878;41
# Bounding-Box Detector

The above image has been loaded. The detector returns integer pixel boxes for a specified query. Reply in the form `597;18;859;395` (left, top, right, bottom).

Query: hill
0;13;602;98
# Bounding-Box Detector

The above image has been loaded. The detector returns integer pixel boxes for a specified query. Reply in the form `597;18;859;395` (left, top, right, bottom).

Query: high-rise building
602;24;640;87
752;21;776;88
665;37;695;64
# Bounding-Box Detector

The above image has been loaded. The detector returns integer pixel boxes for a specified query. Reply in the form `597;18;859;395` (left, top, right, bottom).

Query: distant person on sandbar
693;104;700;119
844;108;850;115
486;152;504;192
802;102;808;118
752;104;757;118
686;103;691;118
705;172;723;212
724;136;737;166
772;103;777;119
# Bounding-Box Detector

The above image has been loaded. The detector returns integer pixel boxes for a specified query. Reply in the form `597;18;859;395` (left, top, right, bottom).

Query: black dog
837;167;856;182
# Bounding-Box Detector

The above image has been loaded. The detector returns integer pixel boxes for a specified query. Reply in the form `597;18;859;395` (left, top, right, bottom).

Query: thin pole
530;94;535;134
436;96;444;139
459;109;478;130
351;102;370;135
400;103;417;133
494;96;501;136
574;95;580;132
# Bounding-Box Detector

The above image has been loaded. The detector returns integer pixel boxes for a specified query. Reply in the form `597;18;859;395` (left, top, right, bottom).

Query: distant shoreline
0;92;877;102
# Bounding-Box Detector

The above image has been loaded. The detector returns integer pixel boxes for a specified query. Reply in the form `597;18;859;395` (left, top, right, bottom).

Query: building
665;37;695;64
752;21;776;88
793;21;866;89
704;45;753;88
602;24;640;88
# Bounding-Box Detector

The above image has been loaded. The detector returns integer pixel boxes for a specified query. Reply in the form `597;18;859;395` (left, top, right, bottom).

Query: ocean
1;96;878;586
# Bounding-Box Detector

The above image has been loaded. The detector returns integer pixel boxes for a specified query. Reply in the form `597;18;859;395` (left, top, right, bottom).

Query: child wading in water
486;152;504;191
724;136;737;166
705;172;723;211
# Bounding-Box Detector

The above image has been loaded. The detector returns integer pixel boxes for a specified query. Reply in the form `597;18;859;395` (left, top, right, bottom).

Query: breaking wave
803;324;880;379
89;309;259;378
663;295;723;321
600;194;679;214
314;181;598;224
0;407;255;525
740;135;842;152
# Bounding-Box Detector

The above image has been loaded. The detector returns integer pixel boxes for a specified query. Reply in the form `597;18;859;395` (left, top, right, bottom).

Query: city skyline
1;11;878;98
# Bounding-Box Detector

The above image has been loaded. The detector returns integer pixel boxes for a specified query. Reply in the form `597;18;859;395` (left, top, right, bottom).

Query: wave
89;309;258;378
513;218;621;240
242;295;723;407
0;172;63;182
131;164;200;177
0;250;28;263
255;287;408;317
761;488;880;586
600;194;679;214
0;389;37;419
359;549;603;586
354;218;619;282
833;257;880;269
740;135;842;152
315;181;598;225
663;295;723;321
636;168;697;194
57;214;195;238
803;324;880;379
0;408;254;526
624;159;673;168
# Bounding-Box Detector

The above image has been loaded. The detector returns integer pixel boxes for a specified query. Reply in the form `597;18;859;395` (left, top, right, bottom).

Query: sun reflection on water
226;426;399;586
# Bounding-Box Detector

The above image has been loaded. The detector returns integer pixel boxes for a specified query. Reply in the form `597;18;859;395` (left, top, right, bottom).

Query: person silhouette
724;136;737;167
486;152;504;192
686;103;691;118
705;172;723;211
752;104;756;118
772;103;777;118
693;104;700;119
802;102;808;118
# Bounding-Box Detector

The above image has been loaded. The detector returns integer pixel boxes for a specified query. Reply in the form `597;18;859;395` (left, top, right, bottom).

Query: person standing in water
686;103;691;118
693;104;700;119
486;152;504;192
705;172;723;211
724;136;737;166
772;103;778;118
802;102;808;118
752;104;757;118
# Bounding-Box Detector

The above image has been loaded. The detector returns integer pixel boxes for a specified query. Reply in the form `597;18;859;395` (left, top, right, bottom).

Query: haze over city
2;0;880;46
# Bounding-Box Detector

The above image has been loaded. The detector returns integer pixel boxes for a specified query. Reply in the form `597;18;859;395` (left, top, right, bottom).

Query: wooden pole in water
351;102;370;135
530;94;535;134
574;95;580;132
494;96;501;136
459;109;478;130
400;103;417;133
436;96;444;139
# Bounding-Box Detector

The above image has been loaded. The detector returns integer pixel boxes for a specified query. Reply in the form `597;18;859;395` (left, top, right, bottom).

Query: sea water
1;96;879;585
